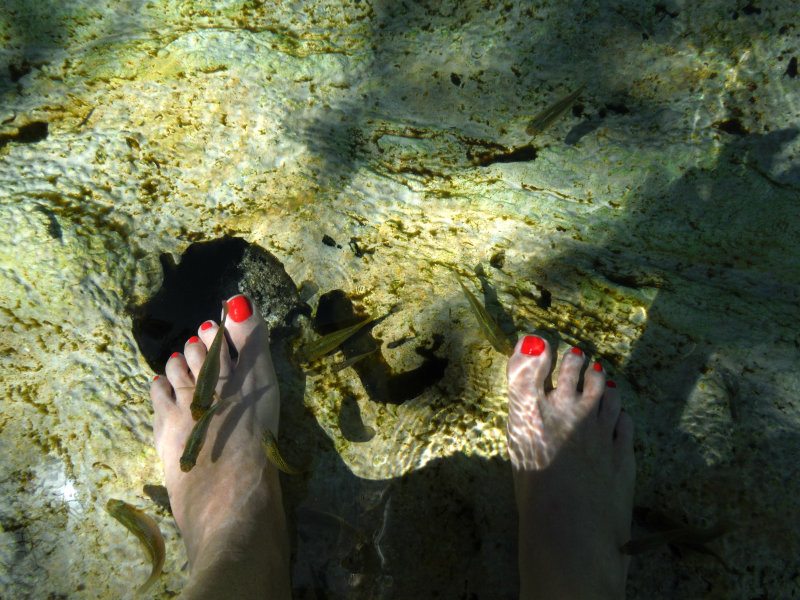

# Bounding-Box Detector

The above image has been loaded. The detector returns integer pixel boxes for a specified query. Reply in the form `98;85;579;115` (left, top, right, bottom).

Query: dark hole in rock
489;251;505;270
605;102;630;115
537;287;552;310
654;3;679;18
714;118;748;136
742;1;761;15
8;61;32;82
131;236;308;371
0;121;49;149
13;121;48;143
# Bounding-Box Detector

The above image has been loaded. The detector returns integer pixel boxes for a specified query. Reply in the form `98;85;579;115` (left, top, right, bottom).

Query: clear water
1;1;799;598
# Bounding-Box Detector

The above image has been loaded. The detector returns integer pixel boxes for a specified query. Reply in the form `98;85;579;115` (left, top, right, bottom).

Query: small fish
190;302;229;420
456;276;514;356
525;85;585;137
261;429;302;474
105;498;165;595
298;506;366;538
299;314;382;363
331;347;378;373
675;539;732;571
621;520;729;555
77;106;95;129
180;401;223;472
142;484;172;515
386;335;413;349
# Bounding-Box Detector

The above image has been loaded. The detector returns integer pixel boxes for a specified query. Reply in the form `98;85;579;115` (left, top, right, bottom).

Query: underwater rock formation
1;0;799;598
132;236;308;370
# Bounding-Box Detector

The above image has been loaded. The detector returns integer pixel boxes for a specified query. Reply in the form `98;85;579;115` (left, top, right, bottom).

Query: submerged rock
132;237;308;370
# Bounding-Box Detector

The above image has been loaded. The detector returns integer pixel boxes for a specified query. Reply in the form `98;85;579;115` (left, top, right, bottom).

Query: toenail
520;335;546;356
170;352;180;359
227;295;253;323
188;336;200;344
200;321;213;331
153;375;160;381
593;362;603;372
606;380;617;388
570;347;583;356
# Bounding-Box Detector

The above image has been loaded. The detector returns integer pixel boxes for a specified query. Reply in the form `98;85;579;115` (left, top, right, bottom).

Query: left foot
507;335;636;599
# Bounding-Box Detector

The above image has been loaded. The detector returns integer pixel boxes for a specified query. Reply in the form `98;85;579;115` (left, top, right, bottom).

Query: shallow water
1;1;799;598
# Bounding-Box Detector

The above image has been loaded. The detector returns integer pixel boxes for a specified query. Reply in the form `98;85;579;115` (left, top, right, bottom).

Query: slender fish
106;498;165;595
621;521;729;555
299;314;382;363
525;85;585;137
457;276;514;356
331;347;378;372
142;484;172;514
190;303;229;420
261;429;302;474
180;401;223;472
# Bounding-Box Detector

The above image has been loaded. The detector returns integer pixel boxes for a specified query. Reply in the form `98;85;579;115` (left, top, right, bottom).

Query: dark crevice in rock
470;144;537;167
714;118;748;136
8;61;32;82
785;56;797;78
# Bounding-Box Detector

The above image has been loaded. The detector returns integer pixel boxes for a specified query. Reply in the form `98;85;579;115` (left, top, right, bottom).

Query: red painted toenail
570;347;583;356
520;335;545;356
227;295;253;323
593;362;603;372
153;375;160;381
607;380;617;388
188;336;200;344
170;352;180;359
200;321;213;331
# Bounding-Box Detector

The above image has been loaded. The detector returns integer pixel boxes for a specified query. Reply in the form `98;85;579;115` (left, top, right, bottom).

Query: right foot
150;295;291;599
507;335;635;599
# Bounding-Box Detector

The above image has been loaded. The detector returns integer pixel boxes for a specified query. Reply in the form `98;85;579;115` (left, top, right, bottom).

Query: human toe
222;294;266;355
151;374;176;414
165;352;193;388
183;334;207;375
507;335;552;397
197;316;233;381
581;360;606;414
164;351;194;408
554;346;586;400
507;335;553;471
599;380;622;432
151;374;178;445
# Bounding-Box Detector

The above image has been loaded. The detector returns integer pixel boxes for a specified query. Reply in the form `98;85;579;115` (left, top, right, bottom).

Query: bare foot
507;335;635;600
151;294;291;599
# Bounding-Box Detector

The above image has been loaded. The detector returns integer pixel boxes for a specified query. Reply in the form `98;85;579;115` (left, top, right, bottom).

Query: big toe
222;294;279;429
223;294;262;353
506;335;553;470
507;335;552;399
